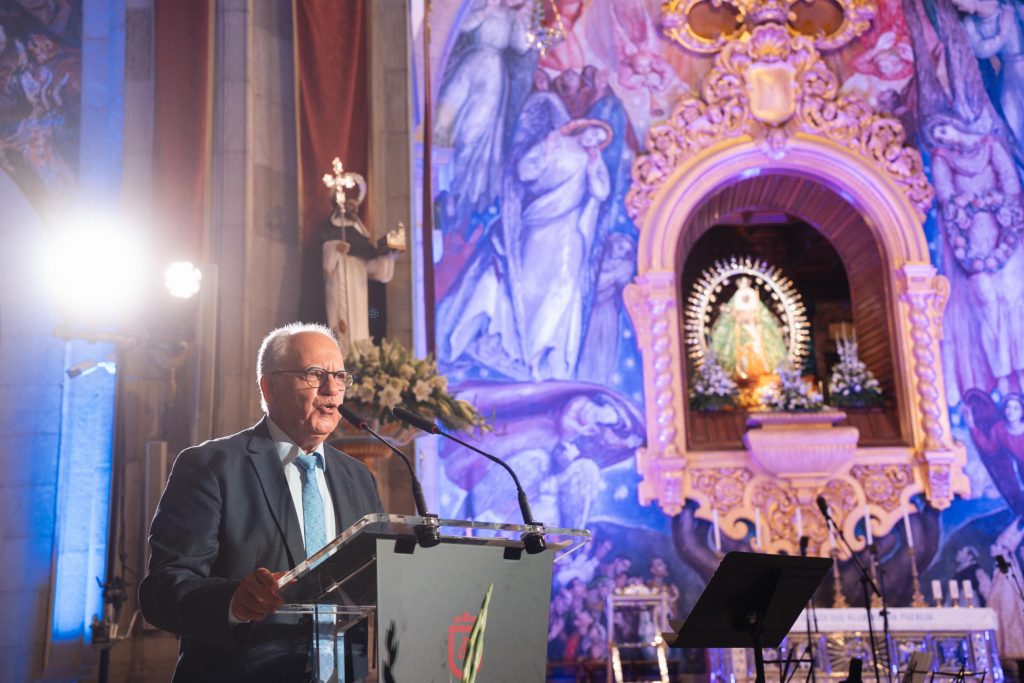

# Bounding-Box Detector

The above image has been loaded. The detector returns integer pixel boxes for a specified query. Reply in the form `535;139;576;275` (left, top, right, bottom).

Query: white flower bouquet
690;350;739;411
344;338;488;432
764;363;824;412
827;337;883;408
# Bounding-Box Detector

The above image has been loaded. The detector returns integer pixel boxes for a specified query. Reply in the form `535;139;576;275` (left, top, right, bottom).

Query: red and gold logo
447;611;481;678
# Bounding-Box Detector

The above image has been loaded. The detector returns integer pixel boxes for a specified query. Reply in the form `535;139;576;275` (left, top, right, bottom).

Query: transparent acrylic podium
275;513;590;682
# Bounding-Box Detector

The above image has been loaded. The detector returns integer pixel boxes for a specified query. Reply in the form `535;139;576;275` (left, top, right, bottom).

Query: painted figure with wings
440;381;644;529
963;389;1024;515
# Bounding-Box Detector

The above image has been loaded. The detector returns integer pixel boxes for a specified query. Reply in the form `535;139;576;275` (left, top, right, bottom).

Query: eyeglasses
269;367;355;389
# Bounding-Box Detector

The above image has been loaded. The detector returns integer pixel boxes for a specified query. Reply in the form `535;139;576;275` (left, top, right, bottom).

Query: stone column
210;0;301;437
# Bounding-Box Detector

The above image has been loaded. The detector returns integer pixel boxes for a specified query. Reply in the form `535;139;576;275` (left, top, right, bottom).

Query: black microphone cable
392;405;547;554
338;405;440;548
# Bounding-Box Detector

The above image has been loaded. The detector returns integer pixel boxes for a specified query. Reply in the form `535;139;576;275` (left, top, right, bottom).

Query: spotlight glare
164;261;202;299
43;220;149;323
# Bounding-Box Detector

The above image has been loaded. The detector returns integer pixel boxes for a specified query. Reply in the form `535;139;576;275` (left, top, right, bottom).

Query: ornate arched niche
680;178;904;447
623;5;970;554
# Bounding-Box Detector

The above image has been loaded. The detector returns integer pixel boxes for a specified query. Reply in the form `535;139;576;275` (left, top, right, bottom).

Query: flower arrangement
763;363;824;412
828;337;883;408
344;338;488;433
690;349;739;411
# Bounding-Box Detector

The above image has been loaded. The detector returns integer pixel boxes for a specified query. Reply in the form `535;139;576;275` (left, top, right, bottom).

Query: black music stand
664;552;833;683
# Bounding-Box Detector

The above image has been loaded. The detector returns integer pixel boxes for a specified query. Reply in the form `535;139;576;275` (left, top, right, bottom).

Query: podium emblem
447;611;481;678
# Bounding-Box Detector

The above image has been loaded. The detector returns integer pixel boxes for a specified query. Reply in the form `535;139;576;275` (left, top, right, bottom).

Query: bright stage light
164;261;202;299
42;216;149;324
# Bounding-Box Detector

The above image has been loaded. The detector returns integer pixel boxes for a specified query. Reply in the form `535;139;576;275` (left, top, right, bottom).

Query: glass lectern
275;514;590;682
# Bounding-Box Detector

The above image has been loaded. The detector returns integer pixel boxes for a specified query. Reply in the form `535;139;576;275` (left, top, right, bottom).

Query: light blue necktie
295;452;337;681
295;452;328;556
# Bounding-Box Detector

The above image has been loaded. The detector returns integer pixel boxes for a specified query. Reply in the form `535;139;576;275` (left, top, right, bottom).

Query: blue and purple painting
422;0;1024;667
0;0;81;219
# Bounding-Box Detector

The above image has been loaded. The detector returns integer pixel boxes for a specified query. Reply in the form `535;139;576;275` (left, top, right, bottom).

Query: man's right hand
229;568;286;622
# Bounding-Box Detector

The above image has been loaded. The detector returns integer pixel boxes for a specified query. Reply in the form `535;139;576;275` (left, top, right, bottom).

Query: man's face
261;332;346;450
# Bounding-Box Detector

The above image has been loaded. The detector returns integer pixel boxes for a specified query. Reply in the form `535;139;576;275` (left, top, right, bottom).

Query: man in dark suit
140;323;384;682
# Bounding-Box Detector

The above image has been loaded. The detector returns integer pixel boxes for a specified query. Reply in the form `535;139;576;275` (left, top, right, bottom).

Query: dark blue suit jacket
139;417;384;682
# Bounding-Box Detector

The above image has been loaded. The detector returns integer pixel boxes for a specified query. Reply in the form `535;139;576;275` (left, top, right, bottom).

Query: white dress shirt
266;416;338;546
229;419;340;625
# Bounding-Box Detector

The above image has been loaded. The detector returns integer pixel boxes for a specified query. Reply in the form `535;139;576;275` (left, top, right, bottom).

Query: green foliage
461;583;494;683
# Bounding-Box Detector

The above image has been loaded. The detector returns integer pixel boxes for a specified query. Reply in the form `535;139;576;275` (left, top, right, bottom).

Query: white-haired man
140;323;383;682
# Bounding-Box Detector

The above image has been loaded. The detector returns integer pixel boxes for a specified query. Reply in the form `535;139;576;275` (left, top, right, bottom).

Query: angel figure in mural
582;0;675;130
963;389;1024;515
902;0;1024;404
437;107;613;380
433;0;534;234
441;381;644;529
981;517;1024;660
710;277;788;383
515;118;612;380
321;175;398;354
925;113;1024;399
950;0;1024;150
841;30;915;111
436;77;572;378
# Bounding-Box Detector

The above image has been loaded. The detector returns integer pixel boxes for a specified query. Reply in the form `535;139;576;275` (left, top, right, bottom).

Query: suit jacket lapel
324;445;354;534
247;418;307;565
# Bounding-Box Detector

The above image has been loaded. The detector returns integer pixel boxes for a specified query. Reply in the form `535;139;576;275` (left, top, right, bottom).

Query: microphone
391;405;547;554
799;535;810;557
391;406;440;434
996;554;1011;575
338;405;440;548
816;495;835;527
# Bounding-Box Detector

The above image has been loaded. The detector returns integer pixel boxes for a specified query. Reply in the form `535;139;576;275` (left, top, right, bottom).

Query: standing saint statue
321;161;403;354
709;277;788;383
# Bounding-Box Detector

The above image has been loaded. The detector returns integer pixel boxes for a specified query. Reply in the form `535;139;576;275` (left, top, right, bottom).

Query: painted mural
0;0;81;219
424;0;1024;670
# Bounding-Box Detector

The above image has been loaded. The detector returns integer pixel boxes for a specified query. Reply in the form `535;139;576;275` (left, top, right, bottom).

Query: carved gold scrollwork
690;467;754;510
627;0;968;554
661;0;877;53
627;22;934;222
850;463;915;511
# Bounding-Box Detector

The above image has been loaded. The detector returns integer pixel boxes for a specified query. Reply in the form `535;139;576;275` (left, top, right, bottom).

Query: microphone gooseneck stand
816;497;888;683
800;536;818;683
868;543;894;683
392;406;547;554
338;405;441;547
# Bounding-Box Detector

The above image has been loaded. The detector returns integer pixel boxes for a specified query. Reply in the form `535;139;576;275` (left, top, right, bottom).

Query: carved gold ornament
661;0;876;54
626;22;933;222
624;0;966;556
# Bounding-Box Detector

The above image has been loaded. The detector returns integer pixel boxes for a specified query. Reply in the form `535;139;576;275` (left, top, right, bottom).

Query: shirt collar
265;416;326;469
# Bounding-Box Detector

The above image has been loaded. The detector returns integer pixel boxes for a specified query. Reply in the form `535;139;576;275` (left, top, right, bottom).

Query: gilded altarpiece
623;0;970;555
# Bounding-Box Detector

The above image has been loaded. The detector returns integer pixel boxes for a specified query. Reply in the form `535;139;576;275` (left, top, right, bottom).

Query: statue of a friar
322;159;405;353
